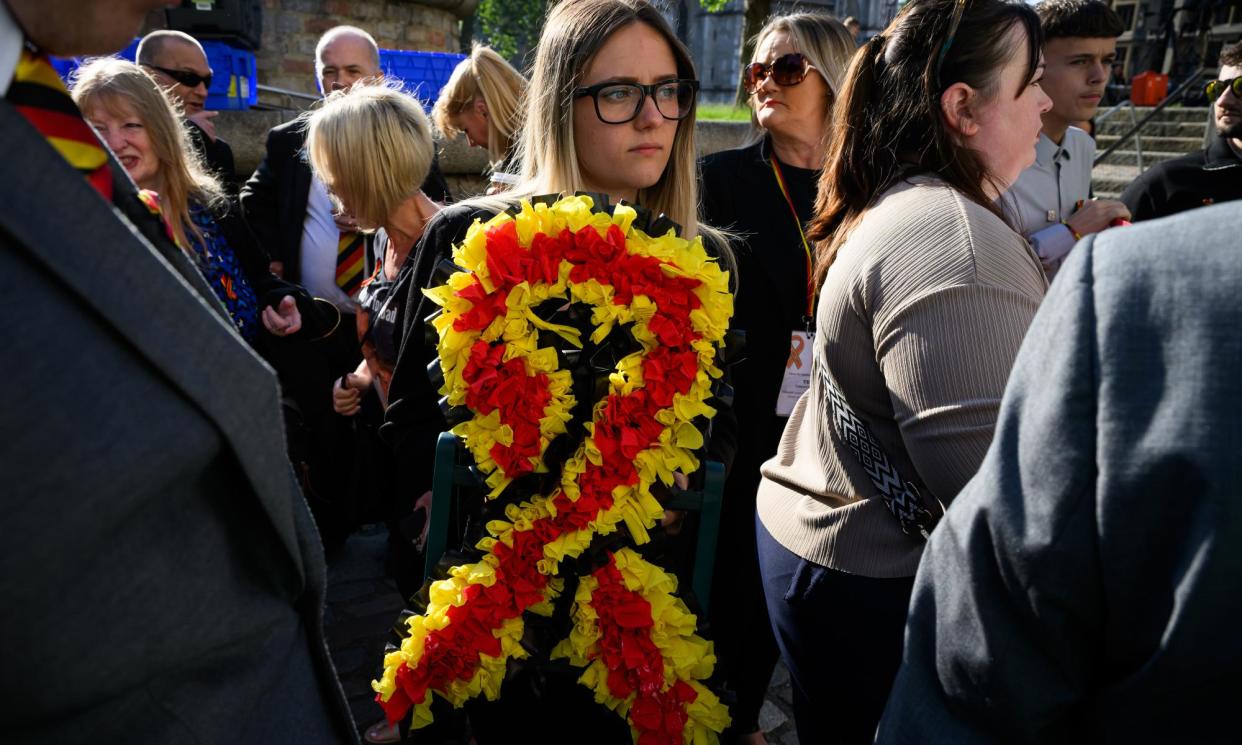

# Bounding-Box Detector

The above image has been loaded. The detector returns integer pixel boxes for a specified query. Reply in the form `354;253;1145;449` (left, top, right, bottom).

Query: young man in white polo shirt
1007;0;1130;277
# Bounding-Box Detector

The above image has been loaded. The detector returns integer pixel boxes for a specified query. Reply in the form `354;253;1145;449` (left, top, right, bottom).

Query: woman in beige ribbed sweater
754;0;1052;742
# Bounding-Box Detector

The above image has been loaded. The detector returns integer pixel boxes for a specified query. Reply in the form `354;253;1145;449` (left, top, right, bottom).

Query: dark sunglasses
743;53;812;93
144;64;213;90
1206;76;1242;102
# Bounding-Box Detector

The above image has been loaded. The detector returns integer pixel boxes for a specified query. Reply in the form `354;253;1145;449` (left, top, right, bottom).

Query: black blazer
0;98;357;744
698;138;818;515
240;117;451;286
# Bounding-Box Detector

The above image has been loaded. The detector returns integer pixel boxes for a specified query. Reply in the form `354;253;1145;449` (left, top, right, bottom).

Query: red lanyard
769;154;816;326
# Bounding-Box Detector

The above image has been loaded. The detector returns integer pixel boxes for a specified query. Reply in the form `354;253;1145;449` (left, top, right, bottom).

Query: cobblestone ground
324;524;800;745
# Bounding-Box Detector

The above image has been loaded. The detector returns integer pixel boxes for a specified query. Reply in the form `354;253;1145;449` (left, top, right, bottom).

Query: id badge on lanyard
770;152;817;417
777;329;813;417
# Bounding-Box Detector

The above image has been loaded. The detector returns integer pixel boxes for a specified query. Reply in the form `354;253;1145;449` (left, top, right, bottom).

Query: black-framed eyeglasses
573;79;699;124
143;64;213;90
1206;76;1242;102
935;0;969;88
743;53;813;94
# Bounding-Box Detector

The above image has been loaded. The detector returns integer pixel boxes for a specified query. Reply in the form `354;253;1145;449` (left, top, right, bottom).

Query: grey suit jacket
0;100;357;743
875;201;1242;744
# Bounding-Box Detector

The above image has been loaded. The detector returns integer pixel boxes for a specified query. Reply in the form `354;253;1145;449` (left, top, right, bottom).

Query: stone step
1096;135;1204;153
1097;148;1187;167
1108;105;1211;122
1092;163;1141;200
1095;119;1207;138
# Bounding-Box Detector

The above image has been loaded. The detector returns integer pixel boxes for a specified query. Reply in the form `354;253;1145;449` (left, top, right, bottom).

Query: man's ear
940;81;979;137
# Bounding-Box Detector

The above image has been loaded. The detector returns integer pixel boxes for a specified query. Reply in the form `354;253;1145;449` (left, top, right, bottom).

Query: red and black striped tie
335;230;366;298
8;48;113;202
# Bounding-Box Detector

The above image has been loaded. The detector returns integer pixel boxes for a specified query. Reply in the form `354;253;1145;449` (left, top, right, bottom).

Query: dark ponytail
807;0;1042;285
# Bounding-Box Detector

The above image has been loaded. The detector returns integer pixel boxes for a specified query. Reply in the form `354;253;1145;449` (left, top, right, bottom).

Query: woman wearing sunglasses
382;0;733;740
697;12;855;745
754;0;1052;742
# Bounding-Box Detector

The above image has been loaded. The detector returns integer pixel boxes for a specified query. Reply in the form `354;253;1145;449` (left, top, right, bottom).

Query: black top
186;119;239;196
239;117;452;287
1120;132;1242;222
357;228;406;370
384;203;495;491
699;137;819;506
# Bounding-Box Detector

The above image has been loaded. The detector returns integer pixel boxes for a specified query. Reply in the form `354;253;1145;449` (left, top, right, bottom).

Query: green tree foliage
473;0;739;69
475;0;548;68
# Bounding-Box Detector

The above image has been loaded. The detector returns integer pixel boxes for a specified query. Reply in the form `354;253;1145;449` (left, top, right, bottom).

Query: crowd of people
2;0;1241;743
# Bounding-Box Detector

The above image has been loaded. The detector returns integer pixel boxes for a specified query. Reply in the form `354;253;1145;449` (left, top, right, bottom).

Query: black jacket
187;119;239;196
699;138;817;507
1120;132;1242;222
239;117;451;286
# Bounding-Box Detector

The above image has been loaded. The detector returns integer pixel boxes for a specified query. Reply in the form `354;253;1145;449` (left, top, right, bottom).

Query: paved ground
323;524;799;744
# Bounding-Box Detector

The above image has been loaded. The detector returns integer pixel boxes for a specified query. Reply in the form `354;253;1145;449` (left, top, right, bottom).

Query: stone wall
256;0;464;96
217;113;751;202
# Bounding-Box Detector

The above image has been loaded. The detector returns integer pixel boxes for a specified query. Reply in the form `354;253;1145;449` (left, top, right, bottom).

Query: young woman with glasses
382;1;733;741
754;0;1052;742
697;12;856;745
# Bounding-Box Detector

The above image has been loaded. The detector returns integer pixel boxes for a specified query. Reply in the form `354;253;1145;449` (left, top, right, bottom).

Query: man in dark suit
137;29;239;193
240;25;449;547
0;1;357;742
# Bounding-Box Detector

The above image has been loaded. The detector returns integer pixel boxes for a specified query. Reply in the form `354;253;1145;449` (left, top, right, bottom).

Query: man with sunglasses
1005;0;1128;277
1121;41;1242;222
137;29;238;193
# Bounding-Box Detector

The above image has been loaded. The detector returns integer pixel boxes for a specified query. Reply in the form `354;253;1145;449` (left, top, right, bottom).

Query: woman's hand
332;363;373;416
262;295;302;336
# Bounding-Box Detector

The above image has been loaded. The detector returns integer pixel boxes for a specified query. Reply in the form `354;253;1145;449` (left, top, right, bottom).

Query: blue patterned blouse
188;203;260;341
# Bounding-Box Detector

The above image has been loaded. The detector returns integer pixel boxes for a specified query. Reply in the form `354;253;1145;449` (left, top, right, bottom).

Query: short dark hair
1221;40;1242;68
1035;0;1124;40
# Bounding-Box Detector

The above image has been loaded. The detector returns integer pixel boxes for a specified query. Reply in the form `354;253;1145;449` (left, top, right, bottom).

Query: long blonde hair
432;44;527;165
498;0;720;248
71;57;222;252
306;82;435;230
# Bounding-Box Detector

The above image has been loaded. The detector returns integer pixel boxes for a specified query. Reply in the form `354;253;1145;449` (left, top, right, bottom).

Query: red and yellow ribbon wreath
373;195;734;743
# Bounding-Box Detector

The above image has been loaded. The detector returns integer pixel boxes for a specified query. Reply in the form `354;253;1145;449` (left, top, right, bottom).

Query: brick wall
256;0;461;95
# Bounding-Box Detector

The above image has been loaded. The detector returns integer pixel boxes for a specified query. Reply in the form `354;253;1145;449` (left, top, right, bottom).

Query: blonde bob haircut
746;13;857;143
71;57;222;252
432;44;527;165
505;0;718;245
305;82;434;230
